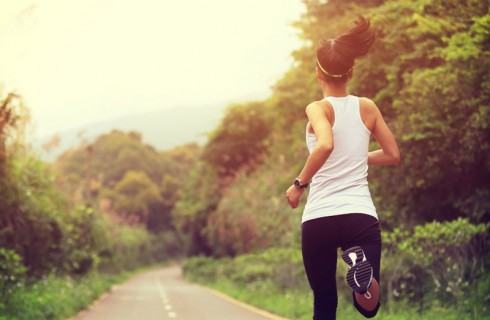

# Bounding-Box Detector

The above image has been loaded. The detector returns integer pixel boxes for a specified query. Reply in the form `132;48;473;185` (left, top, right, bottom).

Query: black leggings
301;213;382;320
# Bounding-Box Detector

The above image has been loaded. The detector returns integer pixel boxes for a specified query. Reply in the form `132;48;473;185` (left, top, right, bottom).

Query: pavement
71;265;289;320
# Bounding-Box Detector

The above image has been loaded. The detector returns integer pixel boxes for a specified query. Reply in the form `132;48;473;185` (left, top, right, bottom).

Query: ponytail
316;16;376;82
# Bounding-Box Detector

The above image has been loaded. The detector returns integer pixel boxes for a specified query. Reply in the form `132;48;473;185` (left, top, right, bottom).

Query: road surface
71;265;288;320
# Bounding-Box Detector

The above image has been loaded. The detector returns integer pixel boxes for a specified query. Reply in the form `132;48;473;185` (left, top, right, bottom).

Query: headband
316;58;353;78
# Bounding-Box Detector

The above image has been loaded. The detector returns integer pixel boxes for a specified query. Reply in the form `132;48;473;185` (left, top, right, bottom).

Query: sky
0;0;305;138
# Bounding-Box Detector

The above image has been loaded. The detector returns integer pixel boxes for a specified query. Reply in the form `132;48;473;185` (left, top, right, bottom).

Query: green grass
183;247;489;320
0;264;165;320
209;279;310;320
190;276;483;320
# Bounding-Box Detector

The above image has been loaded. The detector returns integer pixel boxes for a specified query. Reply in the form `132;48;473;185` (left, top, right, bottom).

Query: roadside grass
199;279;482;320
0;264;165;320
195;277;481;320
183;249;487;320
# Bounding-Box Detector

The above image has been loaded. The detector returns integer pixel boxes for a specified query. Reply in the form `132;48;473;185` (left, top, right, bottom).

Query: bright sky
0;0;304;138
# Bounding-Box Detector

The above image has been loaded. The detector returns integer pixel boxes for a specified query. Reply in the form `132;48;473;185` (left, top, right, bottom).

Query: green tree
273;0;490;225
56;130;163;193
202;101;270;178
112;171;163;225
172;161;221;256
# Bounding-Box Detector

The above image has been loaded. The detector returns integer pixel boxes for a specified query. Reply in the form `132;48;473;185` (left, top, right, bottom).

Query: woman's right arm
367;100;400;166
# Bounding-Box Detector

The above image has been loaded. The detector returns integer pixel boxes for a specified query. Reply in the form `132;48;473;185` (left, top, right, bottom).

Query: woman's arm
298;101;334;182
286;101;334;208
367;100;400;165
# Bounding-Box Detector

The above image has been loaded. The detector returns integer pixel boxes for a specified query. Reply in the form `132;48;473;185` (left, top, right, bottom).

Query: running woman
286;16;400;320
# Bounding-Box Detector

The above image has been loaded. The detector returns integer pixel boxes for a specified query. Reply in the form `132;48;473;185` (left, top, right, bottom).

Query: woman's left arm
286;101;334;209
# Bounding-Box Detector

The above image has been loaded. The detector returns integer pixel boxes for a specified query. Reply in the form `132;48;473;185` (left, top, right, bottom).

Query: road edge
195;284;290;320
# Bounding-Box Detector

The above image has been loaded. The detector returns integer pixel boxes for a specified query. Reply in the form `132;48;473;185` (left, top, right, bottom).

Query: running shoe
342;246;373;294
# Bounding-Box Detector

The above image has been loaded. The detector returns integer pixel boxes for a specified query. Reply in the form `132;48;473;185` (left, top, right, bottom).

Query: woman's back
303;95;377;223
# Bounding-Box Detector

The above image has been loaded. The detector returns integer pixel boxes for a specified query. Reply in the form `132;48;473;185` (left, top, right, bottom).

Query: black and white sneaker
342;246;373;295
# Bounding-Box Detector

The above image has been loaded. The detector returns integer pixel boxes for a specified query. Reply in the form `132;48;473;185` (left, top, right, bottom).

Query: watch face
294;179;301;188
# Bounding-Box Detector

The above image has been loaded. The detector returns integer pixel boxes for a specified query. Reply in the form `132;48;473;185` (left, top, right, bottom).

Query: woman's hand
286;185;305;209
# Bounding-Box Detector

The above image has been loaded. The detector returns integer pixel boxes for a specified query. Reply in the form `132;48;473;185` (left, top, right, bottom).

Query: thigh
340;214;382;282
359;243;381;282
301;218;339;292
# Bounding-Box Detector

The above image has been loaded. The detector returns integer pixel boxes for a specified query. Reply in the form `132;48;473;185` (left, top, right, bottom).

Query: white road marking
155;276;178;318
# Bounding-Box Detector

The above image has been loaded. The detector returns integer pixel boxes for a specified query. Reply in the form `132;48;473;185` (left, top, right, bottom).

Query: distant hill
34;104;226;162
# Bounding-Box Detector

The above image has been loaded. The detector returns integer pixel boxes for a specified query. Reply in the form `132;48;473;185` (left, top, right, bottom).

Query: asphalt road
71;265;288;320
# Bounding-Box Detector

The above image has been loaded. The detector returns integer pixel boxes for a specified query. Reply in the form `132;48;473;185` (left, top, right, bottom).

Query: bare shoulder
305;100;329;113
359;97;379;114
305;100;334;119
358;97;379;132
306;100;334;132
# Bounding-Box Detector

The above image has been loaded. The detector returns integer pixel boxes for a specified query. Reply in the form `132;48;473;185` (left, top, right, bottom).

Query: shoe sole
342;246;373;294
346;260;373;294
342;246;364;267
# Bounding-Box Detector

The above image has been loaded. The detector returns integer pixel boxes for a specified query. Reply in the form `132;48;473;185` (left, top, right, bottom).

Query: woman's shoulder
358;97;379;131
358;97;379;114
305;99;332;111
305;99;334;119
305;100;334;128
358;96;376;107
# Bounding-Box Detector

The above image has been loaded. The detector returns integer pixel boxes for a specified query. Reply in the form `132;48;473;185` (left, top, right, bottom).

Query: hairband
316;58;352;78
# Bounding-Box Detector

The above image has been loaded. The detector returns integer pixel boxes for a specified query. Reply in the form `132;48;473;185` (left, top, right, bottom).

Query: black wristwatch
293;178;309;189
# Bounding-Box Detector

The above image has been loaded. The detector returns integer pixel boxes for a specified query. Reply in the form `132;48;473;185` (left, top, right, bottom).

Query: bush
184;219;490;319
1;272;129;320
396;218;489;315
0;248;27;311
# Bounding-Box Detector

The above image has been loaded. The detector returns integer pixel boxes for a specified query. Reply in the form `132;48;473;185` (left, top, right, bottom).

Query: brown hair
316;16;376;83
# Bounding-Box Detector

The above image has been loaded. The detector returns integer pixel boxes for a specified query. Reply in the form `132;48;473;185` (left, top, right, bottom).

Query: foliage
0;150;68;276
0;152;164;276
172;161;222;255
111;170;163;225
55;131;200;234
171;0;490;259
396;218;489;311
171;3;490;286
62;205;107;275
260;0;490;227
206;157;302;256
382;218;489;315
0;249;26;303
0;270;133;320
184;247;307;292
362;0;489;224
185;218;490;319
202;101;270;178
2;0;490;317
171;94;313;256
0;92;28;172
56;130;163;189
0;93;174;320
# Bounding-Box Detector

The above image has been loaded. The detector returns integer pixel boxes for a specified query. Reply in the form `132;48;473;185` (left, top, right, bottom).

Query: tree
172;161;221;256
0;92;25;173
112;171;163;225
202;101;270;179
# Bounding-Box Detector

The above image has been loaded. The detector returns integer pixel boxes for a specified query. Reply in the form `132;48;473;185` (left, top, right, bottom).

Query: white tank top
302;95;378;223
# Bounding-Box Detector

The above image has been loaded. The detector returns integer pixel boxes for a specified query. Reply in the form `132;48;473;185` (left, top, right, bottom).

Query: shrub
0;248;27;303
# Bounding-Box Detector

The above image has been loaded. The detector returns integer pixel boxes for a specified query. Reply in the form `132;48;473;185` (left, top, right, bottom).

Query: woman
286;16;400;320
